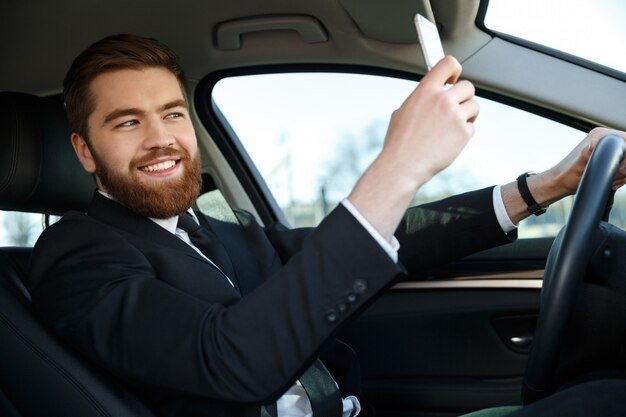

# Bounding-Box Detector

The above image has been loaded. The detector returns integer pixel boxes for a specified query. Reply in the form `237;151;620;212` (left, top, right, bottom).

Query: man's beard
92;147;202;219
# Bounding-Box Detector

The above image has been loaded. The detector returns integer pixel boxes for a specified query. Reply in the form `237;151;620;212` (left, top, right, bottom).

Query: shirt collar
151;216;179;235
98;189;195;235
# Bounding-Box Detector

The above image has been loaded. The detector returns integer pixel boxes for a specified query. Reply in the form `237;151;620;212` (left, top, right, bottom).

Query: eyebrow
102;99;188;126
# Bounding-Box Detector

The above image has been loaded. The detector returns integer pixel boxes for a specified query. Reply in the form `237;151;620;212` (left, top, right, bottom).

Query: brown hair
62;34;187;142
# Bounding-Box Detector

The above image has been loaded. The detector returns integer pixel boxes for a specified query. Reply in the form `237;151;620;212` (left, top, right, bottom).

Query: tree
319;120;387;209
318;119;479;211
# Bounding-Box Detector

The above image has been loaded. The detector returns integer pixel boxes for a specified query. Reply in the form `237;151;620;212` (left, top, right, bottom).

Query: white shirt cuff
341;199;399;263
493;185;517;233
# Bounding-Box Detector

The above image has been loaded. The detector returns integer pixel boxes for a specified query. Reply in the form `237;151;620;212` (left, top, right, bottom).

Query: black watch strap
516;172;546;216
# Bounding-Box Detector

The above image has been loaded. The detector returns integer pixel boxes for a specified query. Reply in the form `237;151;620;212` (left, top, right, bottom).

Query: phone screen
413;14;445;70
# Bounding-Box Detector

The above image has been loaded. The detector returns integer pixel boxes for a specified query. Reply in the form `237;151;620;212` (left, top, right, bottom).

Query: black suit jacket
29;187;513;417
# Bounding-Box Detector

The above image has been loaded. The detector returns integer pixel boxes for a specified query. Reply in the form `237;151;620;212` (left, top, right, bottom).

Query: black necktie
176;212;237;282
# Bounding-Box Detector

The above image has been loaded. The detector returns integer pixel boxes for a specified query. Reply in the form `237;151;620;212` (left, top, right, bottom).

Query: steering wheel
522;134;626;405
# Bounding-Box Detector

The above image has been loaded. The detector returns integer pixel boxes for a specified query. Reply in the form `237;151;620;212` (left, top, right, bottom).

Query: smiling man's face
71;66;201;218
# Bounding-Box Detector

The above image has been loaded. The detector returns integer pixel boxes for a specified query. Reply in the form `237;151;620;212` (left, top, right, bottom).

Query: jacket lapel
87;191;222;269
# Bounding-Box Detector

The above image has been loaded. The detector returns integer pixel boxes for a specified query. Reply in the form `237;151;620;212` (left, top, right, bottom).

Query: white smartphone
413;13;445;70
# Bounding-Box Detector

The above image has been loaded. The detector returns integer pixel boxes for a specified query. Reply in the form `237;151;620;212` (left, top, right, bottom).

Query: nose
143;117;174;149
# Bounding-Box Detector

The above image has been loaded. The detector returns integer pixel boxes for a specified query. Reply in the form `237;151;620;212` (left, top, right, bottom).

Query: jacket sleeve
267;187;515;273
396;186;516;271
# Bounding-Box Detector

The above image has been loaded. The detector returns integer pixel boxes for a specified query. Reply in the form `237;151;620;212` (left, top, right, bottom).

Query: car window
211;72;622;238
485;0;626;74
0;211;45;246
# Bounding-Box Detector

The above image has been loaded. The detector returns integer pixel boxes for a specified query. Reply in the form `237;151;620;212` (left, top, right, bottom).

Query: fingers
449;79;476;105
614;156;626;190
406;55;474;109
587;127;626;149
400;75;478;130
445;80;479;132
617;158;626;175
583;127;626;190
459;96;480;126
420;55;462;88
585;127;626;164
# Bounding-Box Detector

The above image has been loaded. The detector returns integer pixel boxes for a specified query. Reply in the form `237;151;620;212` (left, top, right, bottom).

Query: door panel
337;239;548;416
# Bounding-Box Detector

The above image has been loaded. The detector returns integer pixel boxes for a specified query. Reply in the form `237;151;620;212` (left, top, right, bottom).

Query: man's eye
165;112;183;119
117;120;138;128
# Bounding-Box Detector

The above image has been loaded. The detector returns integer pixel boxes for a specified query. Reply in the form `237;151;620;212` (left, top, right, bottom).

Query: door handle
510;335;533;349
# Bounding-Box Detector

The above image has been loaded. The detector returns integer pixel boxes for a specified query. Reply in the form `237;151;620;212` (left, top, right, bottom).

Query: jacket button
353;279;367;294
326;309;338;323
346;292;358;303
337;302;348;313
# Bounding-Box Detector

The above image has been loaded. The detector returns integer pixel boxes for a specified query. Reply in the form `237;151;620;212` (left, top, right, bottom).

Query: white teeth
141;160;176;172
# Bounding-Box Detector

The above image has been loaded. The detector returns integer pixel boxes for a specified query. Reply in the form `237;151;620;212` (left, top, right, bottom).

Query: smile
139;160;177;172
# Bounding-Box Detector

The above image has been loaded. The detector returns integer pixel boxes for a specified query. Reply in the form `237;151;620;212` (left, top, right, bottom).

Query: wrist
373;151;435;195
527;168;570;207
517;172;546;216
347;155;424;241
501;169;565;225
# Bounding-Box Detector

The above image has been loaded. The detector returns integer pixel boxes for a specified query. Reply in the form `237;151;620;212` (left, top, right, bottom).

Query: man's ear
70;133;97;173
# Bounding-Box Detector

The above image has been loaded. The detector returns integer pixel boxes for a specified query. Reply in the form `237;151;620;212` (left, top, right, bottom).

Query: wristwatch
516;172;546;216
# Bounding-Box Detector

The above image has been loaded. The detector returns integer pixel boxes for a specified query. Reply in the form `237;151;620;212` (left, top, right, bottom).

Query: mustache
132;148;189;168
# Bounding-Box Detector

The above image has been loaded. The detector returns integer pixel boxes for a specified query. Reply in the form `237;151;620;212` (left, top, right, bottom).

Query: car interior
1;0;626;416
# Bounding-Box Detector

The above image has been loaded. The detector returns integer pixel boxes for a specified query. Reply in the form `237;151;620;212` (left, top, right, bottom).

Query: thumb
420;55;462;88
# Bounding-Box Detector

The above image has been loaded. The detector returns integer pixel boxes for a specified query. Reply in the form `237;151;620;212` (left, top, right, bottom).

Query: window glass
211;72;615;238
485;0;626;74
0;211;45;246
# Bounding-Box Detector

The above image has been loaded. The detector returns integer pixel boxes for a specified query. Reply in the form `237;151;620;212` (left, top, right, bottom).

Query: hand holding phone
413;14;445;70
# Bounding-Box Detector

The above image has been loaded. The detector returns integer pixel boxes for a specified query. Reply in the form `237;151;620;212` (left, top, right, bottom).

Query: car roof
1;0;625;129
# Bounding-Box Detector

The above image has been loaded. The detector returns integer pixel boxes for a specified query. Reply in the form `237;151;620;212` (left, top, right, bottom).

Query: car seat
0;91;157;417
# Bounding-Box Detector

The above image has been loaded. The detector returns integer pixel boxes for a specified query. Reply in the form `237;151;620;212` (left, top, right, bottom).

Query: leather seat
0;92;156;417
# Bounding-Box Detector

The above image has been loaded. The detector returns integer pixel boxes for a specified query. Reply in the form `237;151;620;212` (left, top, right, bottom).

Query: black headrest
0;92;95;215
